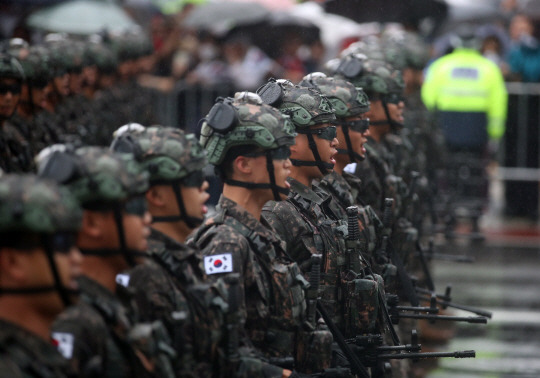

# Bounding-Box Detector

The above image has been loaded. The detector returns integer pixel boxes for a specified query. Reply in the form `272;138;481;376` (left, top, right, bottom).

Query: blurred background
1;1;540;376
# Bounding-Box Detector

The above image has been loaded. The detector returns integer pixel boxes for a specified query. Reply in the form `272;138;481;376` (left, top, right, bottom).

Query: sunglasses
244;146;291;161
181;170;206;188
48;232;78;254
301;126;337;141
383;93;405;105
339;119;370;133
0;83;21;95
122;196;148;216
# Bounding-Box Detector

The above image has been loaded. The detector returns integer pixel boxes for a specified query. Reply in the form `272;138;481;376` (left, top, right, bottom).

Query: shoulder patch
115;273;130;287
344;162;357;174
204;253;233;275
51;332;74;359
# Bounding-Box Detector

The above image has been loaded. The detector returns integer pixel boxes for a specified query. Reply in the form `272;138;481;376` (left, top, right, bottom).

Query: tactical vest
82;290;154;378
192;209;333;372
148;243;230;377
287;193;380;336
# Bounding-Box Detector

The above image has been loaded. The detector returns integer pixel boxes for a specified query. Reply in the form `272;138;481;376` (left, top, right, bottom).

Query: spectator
506;14;540;82
422;24;508;155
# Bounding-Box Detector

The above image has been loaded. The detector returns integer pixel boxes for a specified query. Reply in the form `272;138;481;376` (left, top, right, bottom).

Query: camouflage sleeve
261;201;318;269
124;262;200;377
51;303;109;376
0;356;24;378
261;201;294;248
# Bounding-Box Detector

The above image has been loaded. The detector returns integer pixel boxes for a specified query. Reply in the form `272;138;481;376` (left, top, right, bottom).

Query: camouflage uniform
0;174;82;378
52;276;153;378
39;147;173;378
0;318;75;378
1;121;34;172
193;93;333;375
124;227;229;378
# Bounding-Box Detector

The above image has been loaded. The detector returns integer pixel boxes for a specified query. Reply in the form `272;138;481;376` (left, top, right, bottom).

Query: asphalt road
423;225;540;378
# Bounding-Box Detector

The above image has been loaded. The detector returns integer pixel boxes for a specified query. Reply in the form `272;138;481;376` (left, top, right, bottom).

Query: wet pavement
423;216;540;378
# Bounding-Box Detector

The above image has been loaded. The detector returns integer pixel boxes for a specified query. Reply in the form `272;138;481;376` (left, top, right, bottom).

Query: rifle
415;286;493;318
346;206;401;346
308;236;370;378
380;198;420;307
347;330;475;367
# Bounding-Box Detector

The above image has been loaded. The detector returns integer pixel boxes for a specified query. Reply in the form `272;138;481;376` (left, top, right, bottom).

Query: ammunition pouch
341;275;379;336
296;328;333;373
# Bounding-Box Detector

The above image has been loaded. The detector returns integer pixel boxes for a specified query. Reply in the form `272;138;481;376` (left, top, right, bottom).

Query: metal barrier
151;80;540;218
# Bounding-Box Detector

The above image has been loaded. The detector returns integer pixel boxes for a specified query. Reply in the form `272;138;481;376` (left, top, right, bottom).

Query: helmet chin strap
79;207;146;267
0;237;77;308
290;132;334;175
369;100;404;129
337;124;365;163
151;181;204;228
225;152;289;202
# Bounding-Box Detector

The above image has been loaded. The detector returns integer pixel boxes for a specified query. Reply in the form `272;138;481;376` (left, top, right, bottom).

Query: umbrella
26;0;139;35
325;0;448;31
218;0;296;11
182;1;270;35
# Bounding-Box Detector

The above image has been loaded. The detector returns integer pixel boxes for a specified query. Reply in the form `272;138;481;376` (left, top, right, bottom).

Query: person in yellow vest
422;24;508;156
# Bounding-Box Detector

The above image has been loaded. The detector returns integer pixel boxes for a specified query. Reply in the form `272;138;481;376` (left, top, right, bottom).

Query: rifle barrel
395;313;488;324
376;350;476;360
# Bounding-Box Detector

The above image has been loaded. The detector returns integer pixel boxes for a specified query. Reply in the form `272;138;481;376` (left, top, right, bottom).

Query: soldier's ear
145;187;165;207
0;247;31;283
233;155;253;175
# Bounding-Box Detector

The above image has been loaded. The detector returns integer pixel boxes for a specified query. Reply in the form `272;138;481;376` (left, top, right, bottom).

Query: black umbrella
182;1;270;36
325;0;448;31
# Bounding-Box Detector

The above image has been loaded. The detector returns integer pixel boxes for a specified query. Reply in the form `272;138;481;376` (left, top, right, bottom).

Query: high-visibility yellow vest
421;48;508;140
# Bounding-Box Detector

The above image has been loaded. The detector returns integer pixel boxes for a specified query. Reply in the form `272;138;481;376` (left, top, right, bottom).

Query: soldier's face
337;115;369;163
180;179;210;225
122;210;151;254
0;78;21;119
10;243;82;314
250;154;292;201
53;73;70;97
291;123;338;178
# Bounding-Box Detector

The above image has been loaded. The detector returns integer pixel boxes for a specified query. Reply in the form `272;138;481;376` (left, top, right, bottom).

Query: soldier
0;174;83;377
190;92;333;377
0;53;34;173
258;78;385;363
110;125;231;377
298;73;386;271
38;146;170;378
8;47;57;157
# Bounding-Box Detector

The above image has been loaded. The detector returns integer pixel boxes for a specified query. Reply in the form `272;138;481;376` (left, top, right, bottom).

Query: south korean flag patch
204;253;233;275
51;332;74;359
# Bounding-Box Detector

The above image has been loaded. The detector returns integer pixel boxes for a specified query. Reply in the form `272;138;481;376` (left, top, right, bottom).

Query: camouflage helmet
335;55;404;96
19;47;52;86
37;145;149;207
200;91;297;165
299;73;370;117
0;174;82;234
257;78;336;128
0;53;24;81
111;125;207;183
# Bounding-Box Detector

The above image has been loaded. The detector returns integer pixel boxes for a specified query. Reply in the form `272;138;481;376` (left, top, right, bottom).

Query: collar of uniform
148;227;198;261
287;177;325;205
218;195;281;243
321;170;355;205
342;170;362;187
